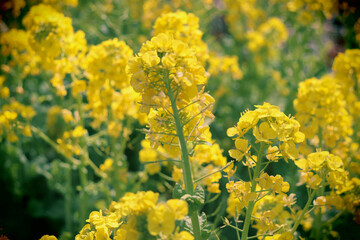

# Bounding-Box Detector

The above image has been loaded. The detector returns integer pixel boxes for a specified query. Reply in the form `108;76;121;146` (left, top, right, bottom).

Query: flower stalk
290;189;317;235
241;142;265;240
77;94;89;224
166;77;201;240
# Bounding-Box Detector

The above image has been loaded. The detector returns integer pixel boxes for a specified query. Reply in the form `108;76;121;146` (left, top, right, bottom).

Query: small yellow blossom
166;199;188;219
147;204;175;236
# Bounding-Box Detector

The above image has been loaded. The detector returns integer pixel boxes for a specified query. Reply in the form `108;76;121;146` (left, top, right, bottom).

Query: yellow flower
229;103;303;162
100;158;114;172
107;121;122;138
172;166;183;183
191;143;227;166
72;79;87;96
22;125;32;137
115;216;139;240
208;55;243;80
142;50;160;67
75;224;94;240
127;33;207;112
207;183;221;193
173;231;194;240
257;172;272;190
166;199;188;219
307;151;327;171
87;210;105;227
72;126;87;138
39;235;58;240
266;146;281;161
229;138;250;161
162;53;177;67
226;192;244;217
95;225;110;240
139;140;162;175
147;204;175;236
294;75;353;148
153;11;209;63
253;121;277;143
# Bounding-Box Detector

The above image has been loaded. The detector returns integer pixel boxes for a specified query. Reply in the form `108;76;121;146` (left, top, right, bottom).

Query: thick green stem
166;80;201;240
290;189;317;235
241;142;265;240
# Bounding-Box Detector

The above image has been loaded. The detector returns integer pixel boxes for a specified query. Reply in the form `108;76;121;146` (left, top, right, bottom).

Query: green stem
194;161;234;183
32;124;105;177
314;186;325;240
290;189;317;235
241;142;265;240
166;79;201;240
234;210;241;240
108;108;123;198
30;125;80;166
65;164;72;233
77;95;89;225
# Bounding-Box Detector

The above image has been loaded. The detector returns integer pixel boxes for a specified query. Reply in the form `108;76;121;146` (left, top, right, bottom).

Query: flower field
1;0;360;239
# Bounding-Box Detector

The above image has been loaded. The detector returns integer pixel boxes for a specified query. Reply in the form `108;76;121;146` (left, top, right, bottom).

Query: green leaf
173;183;186;199
180;185;205;213
194;185;205;203
180;213;211;240
182;216;193;235
199;212;211;240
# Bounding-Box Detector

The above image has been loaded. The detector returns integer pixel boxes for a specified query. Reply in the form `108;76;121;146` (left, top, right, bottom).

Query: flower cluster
190;142;227;193
153;11;242;80
4;4;88;96
56;126;87;158
74;191;192;240
153;10;209;63
227;102;304;161
0;76;9;99
225;102;304;238
128;32;208;105
207;55;243;80
246;17;288;54
252;194;294;237
139;0;214;29
294;75;353;150
294;151;360;234
224;1;288;56
0;29;40;76
286;0;338;19
82;39;139;128
127;33;212;156
139;139;168;175
295;151;348;190
332;49;360;118
224;0;266;39
83;38;133;89
0;100;35;142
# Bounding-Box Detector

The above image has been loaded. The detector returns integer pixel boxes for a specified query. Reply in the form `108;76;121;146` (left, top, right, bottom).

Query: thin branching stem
194;161;234;183
142;159;182;164
290;189;317;235
241;142;266;240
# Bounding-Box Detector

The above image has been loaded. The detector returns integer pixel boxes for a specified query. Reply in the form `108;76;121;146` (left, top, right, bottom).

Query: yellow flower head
228;102;304;161
153;10;209;63
294;75;353;148
127;33;207;113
